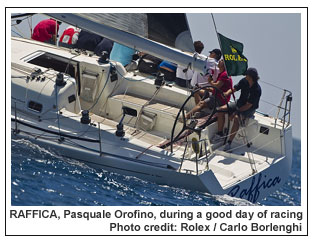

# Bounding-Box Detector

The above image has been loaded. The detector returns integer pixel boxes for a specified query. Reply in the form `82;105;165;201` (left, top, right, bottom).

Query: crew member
212;68;262;152
32;18;62;44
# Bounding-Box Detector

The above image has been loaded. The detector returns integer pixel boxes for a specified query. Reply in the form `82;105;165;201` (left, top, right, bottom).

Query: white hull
11;37;293;203
11;108;292;203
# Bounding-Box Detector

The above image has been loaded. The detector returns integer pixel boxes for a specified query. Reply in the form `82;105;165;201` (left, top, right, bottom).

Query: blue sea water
11;138;301;206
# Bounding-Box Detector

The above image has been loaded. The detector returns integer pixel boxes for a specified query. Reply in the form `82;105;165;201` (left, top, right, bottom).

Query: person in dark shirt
212;67;262;151
94;37;114;56
74;30;103;52
74;30;114;57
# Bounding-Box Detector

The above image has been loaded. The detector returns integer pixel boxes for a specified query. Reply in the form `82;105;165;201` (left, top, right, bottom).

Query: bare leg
185;101;205;119
229;114;240;142
217;104;227;133
194;90;206;104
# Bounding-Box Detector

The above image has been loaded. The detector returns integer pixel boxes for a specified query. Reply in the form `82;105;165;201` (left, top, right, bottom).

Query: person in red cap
31;18;61;44
212;67;262;152
190;48;221;104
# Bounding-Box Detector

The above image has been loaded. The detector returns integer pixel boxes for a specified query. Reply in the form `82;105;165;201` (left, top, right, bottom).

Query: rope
27;15;32;35
250;136;281;154
54;84;62;139
86;67;108;111
133;85;162;130
11;30;23;38
13;25;26;38
94;64;125;119
64;53;81;75
259;79;288;91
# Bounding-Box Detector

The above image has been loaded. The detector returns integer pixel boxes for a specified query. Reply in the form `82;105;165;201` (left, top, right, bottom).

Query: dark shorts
227;101;256;118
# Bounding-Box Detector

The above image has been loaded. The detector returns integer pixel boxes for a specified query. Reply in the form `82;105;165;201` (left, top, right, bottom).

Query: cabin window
28;101;42;113
26;52;77;78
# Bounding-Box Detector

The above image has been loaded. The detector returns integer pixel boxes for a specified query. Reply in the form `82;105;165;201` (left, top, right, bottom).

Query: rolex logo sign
230;46;237;53
218;32;248;76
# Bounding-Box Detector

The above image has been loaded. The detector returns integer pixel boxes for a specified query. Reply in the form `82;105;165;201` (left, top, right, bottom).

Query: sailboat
11;13;293;203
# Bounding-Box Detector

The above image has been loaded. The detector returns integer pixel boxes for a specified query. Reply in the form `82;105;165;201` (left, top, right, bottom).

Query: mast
46;13;207;73
211;13;228;75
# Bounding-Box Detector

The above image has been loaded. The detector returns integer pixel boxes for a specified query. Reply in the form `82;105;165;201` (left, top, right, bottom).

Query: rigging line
64;53;81;75
13;129;60;141
59;137;172;169
260;107;278;120
14;110;124;140
216;119;279;154
27;15;32;34
133;84;162;130
12;118;100;143
261;99;281;108
250;136;281;155
11;30;23;37
181;118;257;147
22;126;104;141
261;99;290;112
72;120;96;139
211;13;230;77
259;79;290;92
11;23;23;27
11;16;31;26
55;85;62;139
86;66;109;111
40;114;81;121
96;67;124;117
35;73;57;101
12;25;26;38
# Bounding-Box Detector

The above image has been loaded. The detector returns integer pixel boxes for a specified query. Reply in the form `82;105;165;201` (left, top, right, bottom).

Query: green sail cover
218;32;248;76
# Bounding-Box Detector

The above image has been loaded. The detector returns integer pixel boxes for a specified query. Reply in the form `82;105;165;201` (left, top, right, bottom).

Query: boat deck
178;141;282;189
90;112;284;189
90;113;179;150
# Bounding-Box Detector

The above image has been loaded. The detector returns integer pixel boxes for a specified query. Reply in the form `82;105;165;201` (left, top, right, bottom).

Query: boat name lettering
10;209;58;219
227;173;281;203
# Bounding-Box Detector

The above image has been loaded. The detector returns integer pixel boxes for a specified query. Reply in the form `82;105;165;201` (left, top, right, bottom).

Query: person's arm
207;75;224;92
223;87;236;97
211;79;224;90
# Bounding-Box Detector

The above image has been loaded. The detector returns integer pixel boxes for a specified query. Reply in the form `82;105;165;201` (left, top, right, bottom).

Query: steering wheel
170;84;229;153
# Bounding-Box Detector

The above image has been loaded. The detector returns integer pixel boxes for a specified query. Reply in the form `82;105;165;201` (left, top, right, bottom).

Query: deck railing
177;81;293;176
259;80;292;130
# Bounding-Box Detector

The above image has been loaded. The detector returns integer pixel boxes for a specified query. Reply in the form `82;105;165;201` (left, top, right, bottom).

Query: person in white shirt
191;48;222;104
175;41;204;88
